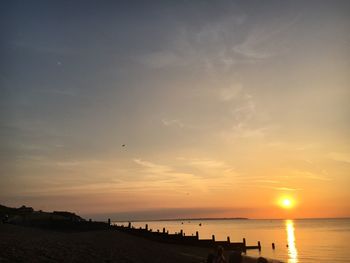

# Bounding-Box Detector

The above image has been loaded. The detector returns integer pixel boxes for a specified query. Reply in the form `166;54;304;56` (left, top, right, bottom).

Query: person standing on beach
214;246;227;263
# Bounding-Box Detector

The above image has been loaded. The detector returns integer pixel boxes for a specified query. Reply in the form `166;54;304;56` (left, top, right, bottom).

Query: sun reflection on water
286;219;298;263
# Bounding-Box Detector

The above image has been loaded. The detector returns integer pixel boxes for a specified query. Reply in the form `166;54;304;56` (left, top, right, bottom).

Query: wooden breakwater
112;223;261;251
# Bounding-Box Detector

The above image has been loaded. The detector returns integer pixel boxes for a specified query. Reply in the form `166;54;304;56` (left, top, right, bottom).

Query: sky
1;0;349;220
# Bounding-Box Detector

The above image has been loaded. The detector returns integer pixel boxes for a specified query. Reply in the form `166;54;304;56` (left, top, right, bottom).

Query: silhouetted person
229;251;242;263
214;246;226;263
257;257;268;263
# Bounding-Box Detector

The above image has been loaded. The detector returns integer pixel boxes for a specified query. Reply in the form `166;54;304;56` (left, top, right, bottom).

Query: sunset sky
1;1;349;220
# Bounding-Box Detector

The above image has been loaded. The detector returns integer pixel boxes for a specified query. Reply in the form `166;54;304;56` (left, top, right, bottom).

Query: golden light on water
286;219;298;263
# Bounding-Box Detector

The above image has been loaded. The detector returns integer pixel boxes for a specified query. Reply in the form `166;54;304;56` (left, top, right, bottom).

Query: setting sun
279;198;295;209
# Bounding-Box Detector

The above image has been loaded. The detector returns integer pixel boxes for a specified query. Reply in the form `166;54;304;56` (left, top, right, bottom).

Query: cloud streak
161;119;186;128
233;14;301;60
328;152;350;164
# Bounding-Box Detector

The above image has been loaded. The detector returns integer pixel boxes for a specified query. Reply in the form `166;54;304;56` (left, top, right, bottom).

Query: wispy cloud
246;177;301;191
178;157;229;170
233;42;272;60
136;13;255;73
220;124;271;140
270;186;302;191
291;170;332;181
214;81;273;140
328;152;350;164
233;15;300;60
218;83;243;102
133;158;198;185
133;157;240;193
253;179;280;184
161;119;185;128
133;159;172;174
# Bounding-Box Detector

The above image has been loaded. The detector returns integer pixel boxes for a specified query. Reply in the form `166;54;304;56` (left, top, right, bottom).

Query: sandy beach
0;224;281;263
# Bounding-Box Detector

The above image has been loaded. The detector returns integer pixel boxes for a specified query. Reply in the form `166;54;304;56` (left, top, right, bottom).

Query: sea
114;218;350;263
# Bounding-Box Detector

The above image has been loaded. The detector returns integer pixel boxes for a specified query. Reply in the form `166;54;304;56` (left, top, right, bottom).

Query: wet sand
0;224;280;262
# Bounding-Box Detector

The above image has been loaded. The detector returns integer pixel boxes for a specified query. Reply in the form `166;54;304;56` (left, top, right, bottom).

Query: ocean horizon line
111;216;350;223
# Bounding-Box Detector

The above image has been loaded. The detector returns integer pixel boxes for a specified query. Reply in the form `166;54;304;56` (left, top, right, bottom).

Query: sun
278;197;294;209
283;199;292;207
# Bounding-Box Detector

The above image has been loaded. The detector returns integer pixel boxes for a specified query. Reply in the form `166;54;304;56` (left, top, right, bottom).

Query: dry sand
0;224;281;263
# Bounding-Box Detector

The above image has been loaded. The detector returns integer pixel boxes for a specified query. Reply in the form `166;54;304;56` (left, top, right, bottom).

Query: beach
0;224;279;263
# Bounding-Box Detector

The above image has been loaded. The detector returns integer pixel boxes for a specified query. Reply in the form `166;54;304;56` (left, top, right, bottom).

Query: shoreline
110;217;350;223
0;223;282;263
112;217;249;223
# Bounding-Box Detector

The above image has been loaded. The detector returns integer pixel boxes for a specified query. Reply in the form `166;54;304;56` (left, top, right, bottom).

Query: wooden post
243;238;246;247
128;222;131;228
196;231;199;239
272;243;275;250
145;224;148;231
163;227;165;233
180;229;183;236
108;218;111;226
212;235;215;242
258;241;261;251
227;236;230;243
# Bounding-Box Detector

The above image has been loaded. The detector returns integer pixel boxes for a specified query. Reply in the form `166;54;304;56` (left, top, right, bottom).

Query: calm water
115;218;350;263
